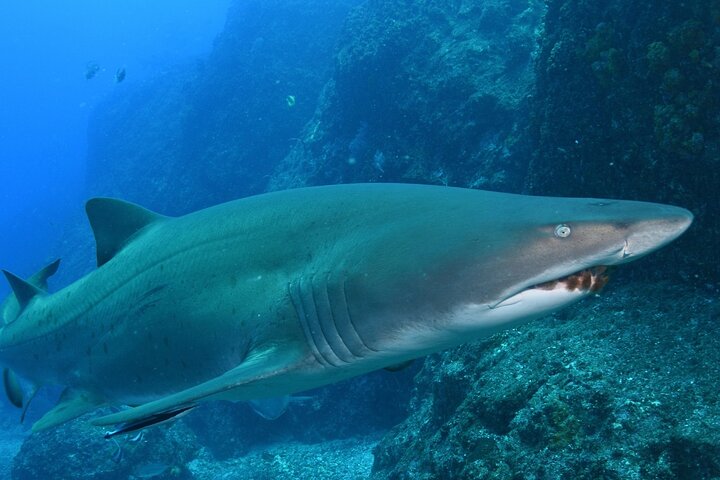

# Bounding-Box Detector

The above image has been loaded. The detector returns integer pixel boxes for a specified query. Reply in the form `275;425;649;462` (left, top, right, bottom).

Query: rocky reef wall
269;0;544;192
367;1;720;477
83;0;718;281
527;0;720;281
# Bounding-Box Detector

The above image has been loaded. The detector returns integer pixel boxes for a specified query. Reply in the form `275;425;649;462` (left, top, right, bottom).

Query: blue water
0;0;231;294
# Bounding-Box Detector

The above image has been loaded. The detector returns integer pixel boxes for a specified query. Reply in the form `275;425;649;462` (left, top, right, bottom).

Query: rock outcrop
370;282;720;479
270;0;544;192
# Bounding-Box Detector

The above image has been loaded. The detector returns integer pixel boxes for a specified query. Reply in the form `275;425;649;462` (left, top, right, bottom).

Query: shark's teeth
534;266;609;293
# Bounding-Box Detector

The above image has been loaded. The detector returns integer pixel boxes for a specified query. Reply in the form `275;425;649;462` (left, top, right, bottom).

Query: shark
0;183;692;435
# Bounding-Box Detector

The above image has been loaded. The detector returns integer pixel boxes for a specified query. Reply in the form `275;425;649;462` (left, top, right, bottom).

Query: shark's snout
620;205;693;263
481;200;693;315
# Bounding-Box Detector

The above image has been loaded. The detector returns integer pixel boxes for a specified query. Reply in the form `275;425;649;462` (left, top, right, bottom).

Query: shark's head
447;196;694;335
436;197;693;342
350;188;694;356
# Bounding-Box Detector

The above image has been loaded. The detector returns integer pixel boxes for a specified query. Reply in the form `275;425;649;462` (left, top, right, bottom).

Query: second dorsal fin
2;270;43;312
1;259;60;324
85;198;167;267
27;258;61;290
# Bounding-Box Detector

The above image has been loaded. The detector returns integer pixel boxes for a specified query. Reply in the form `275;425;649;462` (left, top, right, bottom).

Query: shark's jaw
442;266;612;343
491;266;609;314
390;266;612;357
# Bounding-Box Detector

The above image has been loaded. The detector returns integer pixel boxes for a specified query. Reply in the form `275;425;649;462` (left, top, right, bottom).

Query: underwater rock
269;0;544;191
370;281;720;479
186;435;378;479
10;413;198;480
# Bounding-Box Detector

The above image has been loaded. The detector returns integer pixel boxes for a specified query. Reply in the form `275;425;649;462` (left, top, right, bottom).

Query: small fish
115;67;126;83
104;405;195;439
85;62;100;80
372;150;385;174
111;438;123;464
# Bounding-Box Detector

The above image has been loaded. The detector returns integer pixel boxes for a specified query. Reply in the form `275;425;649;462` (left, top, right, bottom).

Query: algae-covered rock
269;0;544;192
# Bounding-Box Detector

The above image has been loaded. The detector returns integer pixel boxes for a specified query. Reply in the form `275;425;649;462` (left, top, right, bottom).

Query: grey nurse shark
0;183;692;435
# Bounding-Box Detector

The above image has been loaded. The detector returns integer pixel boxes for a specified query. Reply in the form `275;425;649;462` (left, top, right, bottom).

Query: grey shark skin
0;184;692;432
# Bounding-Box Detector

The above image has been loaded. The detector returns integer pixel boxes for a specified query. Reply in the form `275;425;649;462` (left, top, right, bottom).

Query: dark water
1;1;718;479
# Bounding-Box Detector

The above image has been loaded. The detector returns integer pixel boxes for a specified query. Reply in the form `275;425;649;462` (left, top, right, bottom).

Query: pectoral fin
91;347;299;429
32;388;105;432
3;369;42;423
20;385;40;423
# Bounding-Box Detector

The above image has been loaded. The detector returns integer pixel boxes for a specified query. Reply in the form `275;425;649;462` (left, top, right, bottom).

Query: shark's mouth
490;266;610;311
534;266;609;293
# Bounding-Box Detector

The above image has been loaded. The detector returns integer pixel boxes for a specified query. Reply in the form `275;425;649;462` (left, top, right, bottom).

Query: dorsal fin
27;258;61;290
2;270;43;311
85;198;166;267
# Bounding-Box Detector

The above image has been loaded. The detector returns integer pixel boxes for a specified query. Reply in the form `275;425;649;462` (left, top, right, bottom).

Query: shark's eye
554;224;572;238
